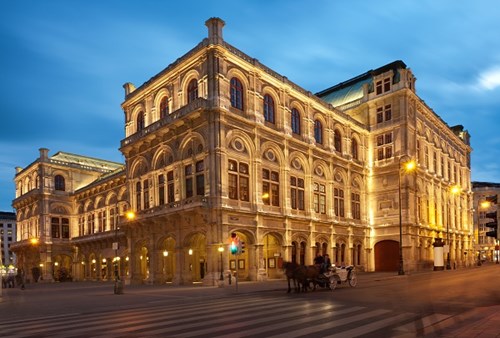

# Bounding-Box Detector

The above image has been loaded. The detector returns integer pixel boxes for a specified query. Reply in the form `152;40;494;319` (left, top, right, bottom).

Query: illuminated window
313;182;326;214
230;77;244;110
228;160;249;201
262;168;280;206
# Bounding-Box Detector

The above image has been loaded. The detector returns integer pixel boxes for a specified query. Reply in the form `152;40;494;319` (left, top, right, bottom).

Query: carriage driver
314;253;325;273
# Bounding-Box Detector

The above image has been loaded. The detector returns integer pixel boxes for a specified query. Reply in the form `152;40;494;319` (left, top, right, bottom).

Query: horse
283;262;321;293
283;261;301;293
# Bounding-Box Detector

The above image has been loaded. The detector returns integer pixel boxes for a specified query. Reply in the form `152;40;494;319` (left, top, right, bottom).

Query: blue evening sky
1;0;499;211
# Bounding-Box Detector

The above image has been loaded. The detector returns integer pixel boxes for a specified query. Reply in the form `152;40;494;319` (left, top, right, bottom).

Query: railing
121;98;209;148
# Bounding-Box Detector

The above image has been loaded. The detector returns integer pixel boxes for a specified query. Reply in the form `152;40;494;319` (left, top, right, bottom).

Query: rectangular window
376;105;392;124
143;179;150;209
62;218;69;238
185;165;193;198
158;174;165;205
313;183;326;214
263;169;279;206
383;78;391;92
376;132;393;160
196;160;204;196
167;171;175;203
228;160;249;201
51;217;60;238
334;188;345;217
352;193;361;220
376;80;382;95
290;176;305;210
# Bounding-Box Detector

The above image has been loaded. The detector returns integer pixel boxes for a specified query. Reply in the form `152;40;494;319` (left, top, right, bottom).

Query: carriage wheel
329;276;338;291
348;274;357;287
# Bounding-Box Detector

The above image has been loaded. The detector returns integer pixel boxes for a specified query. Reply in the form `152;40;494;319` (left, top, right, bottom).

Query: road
0;264;498;337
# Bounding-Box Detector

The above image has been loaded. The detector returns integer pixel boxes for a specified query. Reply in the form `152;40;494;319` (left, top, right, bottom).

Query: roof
316;60;407;108
50;152;123;172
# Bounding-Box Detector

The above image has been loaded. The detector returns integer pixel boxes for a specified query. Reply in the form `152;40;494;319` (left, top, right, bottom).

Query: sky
1;0;499;211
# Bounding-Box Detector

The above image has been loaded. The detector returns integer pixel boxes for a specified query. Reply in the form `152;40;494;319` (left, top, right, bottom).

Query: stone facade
11;18;474;285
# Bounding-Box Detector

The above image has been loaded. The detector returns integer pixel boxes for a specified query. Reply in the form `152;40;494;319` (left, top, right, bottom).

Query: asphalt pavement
1;268;499;337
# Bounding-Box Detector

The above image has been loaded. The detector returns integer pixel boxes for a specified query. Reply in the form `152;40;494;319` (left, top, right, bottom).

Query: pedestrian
323;253;332;272
18;269;25;290
314;253;325;273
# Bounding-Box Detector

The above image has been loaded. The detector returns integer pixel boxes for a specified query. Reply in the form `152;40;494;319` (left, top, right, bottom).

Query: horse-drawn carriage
284;262;357;293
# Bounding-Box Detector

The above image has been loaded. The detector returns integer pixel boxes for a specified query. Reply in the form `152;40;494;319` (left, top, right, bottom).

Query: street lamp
113;201;134;294
398;156;416;275
218;245;224;281
446;185;461;270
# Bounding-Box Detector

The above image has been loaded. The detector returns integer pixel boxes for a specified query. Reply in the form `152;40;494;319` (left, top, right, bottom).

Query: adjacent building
11;18;473;285
1;211;16;267
472;181;500;263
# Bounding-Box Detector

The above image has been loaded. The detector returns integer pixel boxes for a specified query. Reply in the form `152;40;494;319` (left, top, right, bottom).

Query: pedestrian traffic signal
485;195;498;205
485;211;498;239
230;239;238;255
230;232;239;255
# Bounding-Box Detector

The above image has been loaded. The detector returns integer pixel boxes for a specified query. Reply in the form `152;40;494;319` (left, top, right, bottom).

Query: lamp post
446;185;460;270
113;201;134;294
218;245;224;281
398;156;416;275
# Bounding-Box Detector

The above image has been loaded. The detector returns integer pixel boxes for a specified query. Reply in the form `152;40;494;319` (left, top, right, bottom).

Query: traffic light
230;232;239;255
239;241;245;254
486;195;498;205
485;211;498;239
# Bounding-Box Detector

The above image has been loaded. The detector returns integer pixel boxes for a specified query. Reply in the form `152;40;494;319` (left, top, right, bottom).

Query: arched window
159;97;169;119
230;77;244;110
351;138;358;160
263;94;275;123
136;112;145;132
54;175;65;191
187;79;198;103
334;129;342;152
314;120;323;144
291;108;301;135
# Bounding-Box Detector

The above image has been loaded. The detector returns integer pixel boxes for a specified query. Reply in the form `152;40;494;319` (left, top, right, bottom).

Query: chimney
39;148;49;161
205;17;225;45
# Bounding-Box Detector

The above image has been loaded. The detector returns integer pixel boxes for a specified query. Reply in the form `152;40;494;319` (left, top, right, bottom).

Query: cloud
477;66;500;90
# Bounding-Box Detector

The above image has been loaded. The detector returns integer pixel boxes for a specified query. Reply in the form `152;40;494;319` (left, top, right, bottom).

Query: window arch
291;108;301;135
334;129;342;152
314;120;323;144
230;77;244;110
187;79;198;103
159;96;169;119
54;175;65;191
263;94;275;123
136;112;145;132
351;138;359;160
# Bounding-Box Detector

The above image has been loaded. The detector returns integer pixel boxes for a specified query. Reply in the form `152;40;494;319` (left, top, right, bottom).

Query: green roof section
316;60;407;108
